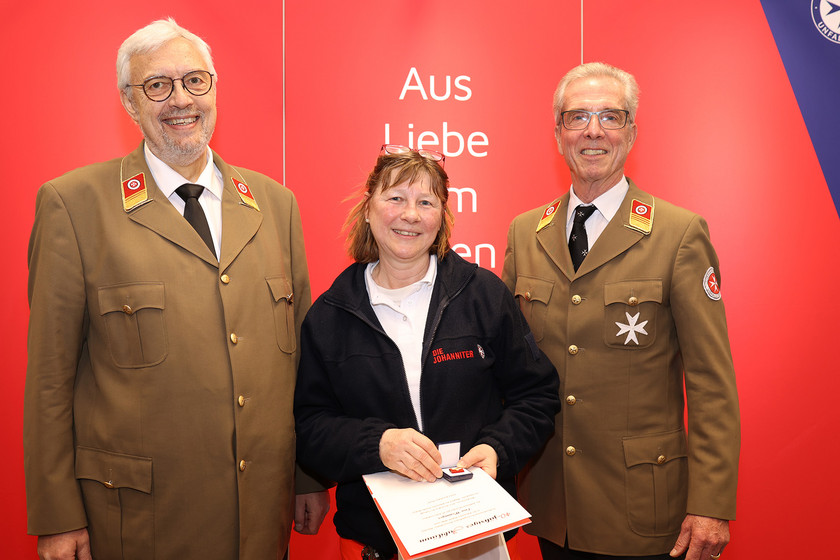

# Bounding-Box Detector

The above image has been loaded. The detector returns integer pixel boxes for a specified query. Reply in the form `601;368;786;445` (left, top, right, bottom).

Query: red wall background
2;1;838;558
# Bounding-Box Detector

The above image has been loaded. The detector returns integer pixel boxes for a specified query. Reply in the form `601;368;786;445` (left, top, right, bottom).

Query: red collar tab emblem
627;199;653;234
121;172;150;212
536;200;562;232
232;178;260;211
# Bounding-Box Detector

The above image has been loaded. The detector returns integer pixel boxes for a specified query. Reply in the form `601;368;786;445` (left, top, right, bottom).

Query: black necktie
176;183;215;255
569;204;597;271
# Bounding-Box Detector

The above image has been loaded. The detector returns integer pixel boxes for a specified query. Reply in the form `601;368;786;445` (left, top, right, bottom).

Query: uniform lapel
536;194;576;282
121;144;218;267
214;152;262;273
575;179;651;277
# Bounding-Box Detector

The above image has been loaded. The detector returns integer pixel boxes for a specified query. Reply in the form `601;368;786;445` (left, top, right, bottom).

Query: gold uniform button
230;333;239;344
565;446;576;456
628;296;639;306
657;454;666;465
566;395;576;406
239;460;247;472
524;291;532;301
571;295;582;305
221;274;230;284
238;395;246;407
103;480;115;489
568;345;579;355
122;305;133;315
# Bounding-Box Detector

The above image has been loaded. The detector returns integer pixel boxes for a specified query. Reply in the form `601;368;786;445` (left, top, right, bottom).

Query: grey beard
157;126;214;168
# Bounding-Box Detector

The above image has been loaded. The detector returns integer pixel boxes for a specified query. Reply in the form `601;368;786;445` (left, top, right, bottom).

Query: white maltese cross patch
615;311;649;345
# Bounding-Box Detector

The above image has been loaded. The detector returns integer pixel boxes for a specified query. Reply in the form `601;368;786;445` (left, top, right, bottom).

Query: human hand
294;490;331;535
670;514;729;560
379;428;443;482
456;444;498;479
37;528;92;560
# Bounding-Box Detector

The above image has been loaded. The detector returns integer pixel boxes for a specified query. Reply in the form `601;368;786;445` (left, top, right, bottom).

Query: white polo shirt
365;255;437;432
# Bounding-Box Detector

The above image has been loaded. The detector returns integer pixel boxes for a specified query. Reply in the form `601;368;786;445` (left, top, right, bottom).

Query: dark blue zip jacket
294;252;560;554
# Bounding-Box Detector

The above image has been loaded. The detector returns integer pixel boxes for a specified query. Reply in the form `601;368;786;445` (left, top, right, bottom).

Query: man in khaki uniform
503;63;739;560
24;18;328;560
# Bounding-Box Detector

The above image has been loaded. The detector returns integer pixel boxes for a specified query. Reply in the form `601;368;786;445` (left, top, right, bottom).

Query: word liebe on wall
383;67;497;269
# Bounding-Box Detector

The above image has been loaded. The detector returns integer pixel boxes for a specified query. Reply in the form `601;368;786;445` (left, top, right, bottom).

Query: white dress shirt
566;176;630;250
144;143;223;260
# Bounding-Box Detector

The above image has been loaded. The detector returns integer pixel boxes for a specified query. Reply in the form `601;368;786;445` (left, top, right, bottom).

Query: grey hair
552;62;640;124
116;17;215;90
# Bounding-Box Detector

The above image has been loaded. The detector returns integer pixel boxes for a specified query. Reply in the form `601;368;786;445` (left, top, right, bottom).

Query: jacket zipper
325;264;476;434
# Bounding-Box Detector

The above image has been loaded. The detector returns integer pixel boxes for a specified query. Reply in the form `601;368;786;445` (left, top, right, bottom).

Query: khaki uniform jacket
502;180;740;556
24;144;317;559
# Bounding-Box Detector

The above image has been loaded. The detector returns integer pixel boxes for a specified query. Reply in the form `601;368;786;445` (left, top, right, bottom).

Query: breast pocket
604;280;661;349
513;276;554;342
98;282;167;368
266;275;296;354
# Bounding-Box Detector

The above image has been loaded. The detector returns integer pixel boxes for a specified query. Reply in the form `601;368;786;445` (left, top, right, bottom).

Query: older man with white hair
24;18;328;560
503;62;740;560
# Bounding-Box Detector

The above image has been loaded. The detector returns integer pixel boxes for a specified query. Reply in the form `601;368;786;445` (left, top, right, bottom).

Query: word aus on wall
384;68;489;158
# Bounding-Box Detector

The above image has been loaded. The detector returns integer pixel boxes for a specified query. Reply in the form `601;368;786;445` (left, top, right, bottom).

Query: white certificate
362;467;531;559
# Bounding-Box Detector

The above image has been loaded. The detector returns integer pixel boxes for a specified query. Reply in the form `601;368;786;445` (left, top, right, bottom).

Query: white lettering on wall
400;67;427;100
399;67;472;101
389;67;498;271
452;243;496;269
383;122;488;157
453;76;472;101
448;187;477;213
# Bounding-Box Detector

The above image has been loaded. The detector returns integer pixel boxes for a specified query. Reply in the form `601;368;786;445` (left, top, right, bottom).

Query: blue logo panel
762;0;840;217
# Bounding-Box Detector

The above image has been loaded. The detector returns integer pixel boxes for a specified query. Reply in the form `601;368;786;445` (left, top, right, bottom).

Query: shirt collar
365;254;438;308
143;143;220;200
567;176;629;226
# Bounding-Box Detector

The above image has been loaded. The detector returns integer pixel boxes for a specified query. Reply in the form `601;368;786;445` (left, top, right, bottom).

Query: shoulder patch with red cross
703;266;722;301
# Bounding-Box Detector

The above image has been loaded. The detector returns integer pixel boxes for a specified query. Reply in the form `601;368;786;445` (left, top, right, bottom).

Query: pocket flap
622;430;687;467
514;276;554;305
266;275;293;304
98;282;165;315
604;280;662;306
75;446;153;493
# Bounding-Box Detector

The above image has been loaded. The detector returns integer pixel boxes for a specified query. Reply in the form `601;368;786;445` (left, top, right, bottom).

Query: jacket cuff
294;463;333;494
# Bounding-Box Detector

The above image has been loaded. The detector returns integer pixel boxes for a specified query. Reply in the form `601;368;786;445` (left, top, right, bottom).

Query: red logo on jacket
432;347;475;364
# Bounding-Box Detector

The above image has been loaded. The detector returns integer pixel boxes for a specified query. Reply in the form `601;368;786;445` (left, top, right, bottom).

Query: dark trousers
538;537;685;560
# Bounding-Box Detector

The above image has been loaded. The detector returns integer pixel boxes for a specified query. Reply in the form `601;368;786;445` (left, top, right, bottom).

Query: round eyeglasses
128;70;215;102
559;109;630;130
380;144;445;167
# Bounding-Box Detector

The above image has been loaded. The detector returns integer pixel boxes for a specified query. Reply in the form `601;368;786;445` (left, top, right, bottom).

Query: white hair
116;17;215;90
553;62;640;124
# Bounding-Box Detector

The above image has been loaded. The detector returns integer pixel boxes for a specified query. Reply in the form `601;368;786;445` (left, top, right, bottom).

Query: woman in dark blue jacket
294;145;560;559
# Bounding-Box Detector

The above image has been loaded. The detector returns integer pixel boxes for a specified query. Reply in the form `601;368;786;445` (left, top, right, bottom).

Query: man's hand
294;490;331;535
37;528;92;560
670;514;729;560
456;444;499;479
379;428;442;482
